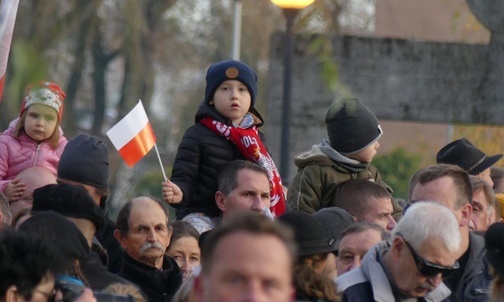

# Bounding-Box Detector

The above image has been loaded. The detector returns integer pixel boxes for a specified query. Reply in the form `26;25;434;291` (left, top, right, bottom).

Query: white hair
391;201;461;252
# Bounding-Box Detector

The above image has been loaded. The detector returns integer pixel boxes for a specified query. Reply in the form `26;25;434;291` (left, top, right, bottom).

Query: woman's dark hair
19;211;91;285
168;221;200;250
0;230;64;299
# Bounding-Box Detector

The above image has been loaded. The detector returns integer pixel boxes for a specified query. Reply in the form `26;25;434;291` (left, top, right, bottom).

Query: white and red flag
0;0;19;102
107;100;157;167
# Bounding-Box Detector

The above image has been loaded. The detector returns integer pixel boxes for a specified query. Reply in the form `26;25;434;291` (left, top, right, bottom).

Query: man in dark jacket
57;134;123;273
31;183;132;290
409;164;493;301
338;202;460;301
115;196;182;302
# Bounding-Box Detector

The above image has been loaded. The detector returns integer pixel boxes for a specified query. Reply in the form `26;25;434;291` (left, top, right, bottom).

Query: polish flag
0;0;19;103
107;101;157;167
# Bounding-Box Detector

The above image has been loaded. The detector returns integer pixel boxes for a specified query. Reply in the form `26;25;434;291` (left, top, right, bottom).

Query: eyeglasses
397;232;459;278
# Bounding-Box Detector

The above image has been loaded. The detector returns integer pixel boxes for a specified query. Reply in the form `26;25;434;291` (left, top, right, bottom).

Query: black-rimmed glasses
397;232;459;277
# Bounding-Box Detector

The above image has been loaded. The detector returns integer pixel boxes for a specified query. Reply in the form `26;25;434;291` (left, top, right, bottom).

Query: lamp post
271;0;314;182
232;0;242;60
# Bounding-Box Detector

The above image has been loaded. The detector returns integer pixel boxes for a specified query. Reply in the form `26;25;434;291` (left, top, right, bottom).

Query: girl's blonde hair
14;109;60;149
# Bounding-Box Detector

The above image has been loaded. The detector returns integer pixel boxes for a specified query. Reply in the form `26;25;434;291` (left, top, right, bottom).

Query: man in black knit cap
57;134;123;273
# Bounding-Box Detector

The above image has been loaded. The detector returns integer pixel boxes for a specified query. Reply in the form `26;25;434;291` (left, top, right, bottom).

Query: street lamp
271;0;314;182
232;0;242;60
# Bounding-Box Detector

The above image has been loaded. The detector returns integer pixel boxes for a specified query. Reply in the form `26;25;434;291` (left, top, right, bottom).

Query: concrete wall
266;0;503;181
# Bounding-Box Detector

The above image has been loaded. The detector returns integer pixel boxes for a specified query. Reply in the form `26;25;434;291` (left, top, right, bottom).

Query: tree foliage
0;0;375;208
453;124;504;167
373;147;423;200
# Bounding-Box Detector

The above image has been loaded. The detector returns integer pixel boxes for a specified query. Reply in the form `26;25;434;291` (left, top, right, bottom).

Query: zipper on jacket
32;144;41;167
470;288;489;295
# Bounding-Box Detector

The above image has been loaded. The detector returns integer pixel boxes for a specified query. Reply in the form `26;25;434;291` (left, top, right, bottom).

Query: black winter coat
170;102;265;220
95;216;123;273
118;253;182;302
81;252;132;291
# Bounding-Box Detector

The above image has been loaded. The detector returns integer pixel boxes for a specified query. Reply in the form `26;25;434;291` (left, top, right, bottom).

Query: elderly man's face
470;189;493;231
216;169;271;216
195;232;294;302
118;198;171;268
336;228;383;276
392;236;458;298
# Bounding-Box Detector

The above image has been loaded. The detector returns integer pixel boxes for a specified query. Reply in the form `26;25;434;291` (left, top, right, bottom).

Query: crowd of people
1;60;504;302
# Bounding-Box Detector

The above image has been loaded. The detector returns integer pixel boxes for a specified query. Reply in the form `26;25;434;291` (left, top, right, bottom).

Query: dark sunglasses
397;233;459;277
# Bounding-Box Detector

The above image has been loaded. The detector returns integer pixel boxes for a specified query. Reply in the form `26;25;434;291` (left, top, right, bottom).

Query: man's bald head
11;167;57;217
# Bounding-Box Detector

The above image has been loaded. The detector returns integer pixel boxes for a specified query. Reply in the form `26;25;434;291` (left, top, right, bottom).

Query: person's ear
209;100;214;105
488;210;496;225
459;203;472;228
391;237;404;260
5;285;21;302
215;191;227;212
113;230;127;250
167;226;173;240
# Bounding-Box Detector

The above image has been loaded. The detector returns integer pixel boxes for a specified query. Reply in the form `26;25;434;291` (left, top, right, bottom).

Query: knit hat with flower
19;81;66;121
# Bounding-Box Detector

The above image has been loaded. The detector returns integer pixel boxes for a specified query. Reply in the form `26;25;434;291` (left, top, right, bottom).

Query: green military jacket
287;140;392;214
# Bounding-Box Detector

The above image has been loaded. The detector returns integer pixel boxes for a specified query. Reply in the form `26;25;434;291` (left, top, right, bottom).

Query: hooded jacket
338;241;452;302
0;118;67;192
287;140;391;214
170;102;265;220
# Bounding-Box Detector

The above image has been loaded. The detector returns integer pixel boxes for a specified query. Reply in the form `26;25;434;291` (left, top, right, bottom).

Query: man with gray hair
336;222;388;277
338;202;461;301
469;175;496;231
114;196;182;302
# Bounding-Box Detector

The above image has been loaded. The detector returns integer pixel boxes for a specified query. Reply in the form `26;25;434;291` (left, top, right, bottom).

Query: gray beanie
325;98;383;153
312;207;355;250
58;134;109;190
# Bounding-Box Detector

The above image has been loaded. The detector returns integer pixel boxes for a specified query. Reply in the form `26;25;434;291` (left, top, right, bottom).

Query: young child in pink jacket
0;81;67;201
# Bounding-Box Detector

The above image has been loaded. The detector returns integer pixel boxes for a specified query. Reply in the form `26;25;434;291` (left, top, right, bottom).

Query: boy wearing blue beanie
162;60;285;233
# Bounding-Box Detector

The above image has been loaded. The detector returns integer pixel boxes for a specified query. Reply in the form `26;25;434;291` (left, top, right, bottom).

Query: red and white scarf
200;117;286;217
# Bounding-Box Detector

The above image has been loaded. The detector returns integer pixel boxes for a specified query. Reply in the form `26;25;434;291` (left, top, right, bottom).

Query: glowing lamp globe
271;0;315;9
